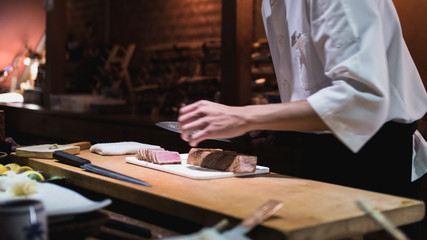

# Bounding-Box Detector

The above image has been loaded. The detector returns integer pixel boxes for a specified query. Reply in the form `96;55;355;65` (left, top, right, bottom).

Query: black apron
292;121;424;239
296;121;419;198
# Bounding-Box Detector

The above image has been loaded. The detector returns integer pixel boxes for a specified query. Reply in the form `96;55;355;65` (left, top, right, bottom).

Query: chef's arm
244;99;329;132
178;99;329;147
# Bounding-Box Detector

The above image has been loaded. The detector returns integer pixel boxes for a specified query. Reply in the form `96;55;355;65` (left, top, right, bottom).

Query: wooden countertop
13;150;425;240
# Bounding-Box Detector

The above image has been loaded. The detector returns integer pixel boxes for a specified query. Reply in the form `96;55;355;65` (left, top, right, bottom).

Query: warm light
24;103;42;110
255;78;266;85
30;61;39;81
20;80;32;91
0;92;24;103
18;59;39;92
23;57;31;66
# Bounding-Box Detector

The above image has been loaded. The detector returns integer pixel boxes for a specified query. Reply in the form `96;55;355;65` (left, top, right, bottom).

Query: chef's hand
178;100;250;147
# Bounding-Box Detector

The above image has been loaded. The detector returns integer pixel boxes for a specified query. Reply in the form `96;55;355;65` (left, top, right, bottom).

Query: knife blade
52;151;151;187
155;121;231;142
155;121;181;134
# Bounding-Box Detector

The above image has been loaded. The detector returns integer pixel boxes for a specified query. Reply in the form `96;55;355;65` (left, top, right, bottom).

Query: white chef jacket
261;0;427;181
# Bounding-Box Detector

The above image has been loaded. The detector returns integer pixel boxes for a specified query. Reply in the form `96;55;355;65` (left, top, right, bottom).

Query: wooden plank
69;141;92;151
45;0;67;108
12;150;425;240
15;142;90;158
98;209;180;239
15;144;80;158
220;0;253;106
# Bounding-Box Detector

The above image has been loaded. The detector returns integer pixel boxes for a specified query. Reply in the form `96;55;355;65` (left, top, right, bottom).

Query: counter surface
13;150;425;240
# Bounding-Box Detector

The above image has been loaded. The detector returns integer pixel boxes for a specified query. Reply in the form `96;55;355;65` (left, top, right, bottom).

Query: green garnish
49;144;59;150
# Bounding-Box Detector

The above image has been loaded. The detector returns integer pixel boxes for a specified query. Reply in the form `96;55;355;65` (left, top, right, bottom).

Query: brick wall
109;0;221;46
67;0;106;46
66;0;223;82
65;0;225;108
66;0;222;51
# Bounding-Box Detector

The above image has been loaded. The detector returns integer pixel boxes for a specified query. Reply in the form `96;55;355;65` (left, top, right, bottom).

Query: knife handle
53;150;91;167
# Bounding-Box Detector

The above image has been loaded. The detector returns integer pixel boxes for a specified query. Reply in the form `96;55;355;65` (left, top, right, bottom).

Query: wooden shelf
0;103;191;152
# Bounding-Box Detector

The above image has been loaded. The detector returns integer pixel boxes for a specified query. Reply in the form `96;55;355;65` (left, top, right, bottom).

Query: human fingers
178;105;206;136
178;100;210;117
178;109;199;138
179;109;209;143
180;116;209;138
181;132;191;142
178;100;218;133
179;102;198;116
180;121;205;143
187;127;212;147
178;104;206;128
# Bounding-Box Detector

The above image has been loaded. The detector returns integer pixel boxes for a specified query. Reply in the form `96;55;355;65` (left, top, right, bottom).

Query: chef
179;0;427;238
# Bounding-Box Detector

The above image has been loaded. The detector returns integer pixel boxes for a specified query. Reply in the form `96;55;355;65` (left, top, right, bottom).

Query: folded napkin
90;141;161;156
164;228;236;240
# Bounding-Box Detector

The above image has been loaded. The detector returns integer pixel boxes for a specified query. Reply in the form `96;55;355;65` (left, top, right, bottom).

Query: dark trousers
293;121;424;239
297;121;418;197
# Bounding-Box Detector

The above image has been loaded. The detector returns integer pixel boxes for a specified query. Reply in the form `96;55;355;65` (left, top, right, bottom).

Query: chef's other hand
178;100;249;147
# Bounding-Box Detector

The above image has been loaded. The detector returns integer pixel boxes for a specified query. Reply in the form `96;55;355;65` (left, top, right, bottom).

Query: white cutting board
125;154;270;180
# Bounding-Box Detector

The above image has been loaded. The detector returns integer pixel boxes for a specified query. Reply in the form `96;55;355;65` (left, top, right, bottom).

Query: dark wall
66;0;106;46
109;0;221;46
66;0;221;49
65;0;223;89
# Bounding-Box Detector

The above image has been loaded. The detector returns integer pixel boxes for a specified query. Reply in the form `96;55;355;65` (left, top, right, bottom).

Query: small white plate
0;182;111;217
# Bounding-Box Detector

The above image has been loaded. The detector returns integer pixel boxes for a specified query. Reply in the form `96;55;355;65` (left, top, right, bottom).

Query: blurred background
0;0;425;144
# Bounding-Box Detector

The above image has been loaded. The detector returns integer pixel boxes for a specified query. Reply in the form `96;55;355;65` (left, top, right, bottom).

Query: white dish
126;154;270;180
0;182;111;217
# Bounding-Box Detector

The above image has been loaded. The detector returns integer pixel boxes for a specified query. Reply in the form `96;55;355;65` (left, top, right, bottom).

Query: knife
155;121;232;142
52;151;151;187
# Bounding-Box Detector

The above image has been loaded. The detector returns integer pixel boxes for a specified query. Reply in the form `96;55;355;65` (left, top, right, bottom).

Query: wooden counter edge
285;202;424;240
11;154;278;235
11;154;426;240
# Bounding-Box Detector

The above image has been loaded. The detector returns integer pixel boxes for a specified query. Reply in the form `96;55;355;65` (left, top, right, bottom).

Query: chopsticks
356;199;409;240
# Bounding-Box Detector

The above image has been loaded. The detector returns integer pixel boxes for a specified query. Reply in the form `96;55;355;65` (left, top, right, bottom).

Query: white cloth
262;0;427;181
164;228;249;240
413;131;427;181
90;141;161;156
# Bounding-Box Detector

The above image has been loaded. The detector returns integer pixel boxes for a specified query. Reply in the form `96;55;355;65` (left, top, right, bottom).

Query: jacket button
279;35;285;45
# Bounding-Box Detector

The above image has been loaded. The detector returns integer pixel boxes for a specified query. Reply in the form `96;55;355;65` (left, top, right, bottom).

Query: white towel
90;141;161;156
412;131;427;181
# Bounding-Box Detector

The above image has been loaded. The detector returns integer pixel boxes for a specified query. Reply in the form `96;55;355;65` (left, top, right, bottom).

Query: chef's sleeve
306;0;392;153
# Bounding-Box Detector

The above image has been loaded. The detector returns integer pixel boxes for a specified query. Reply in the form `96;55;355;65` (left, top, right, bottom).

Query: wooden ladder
96;43;136;104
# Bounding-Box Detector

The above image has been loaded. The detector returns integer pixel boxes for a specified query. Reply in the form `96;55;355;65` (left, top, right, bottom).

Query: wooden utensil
222;199;283;239
356;199;409;240
15;141;91;159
